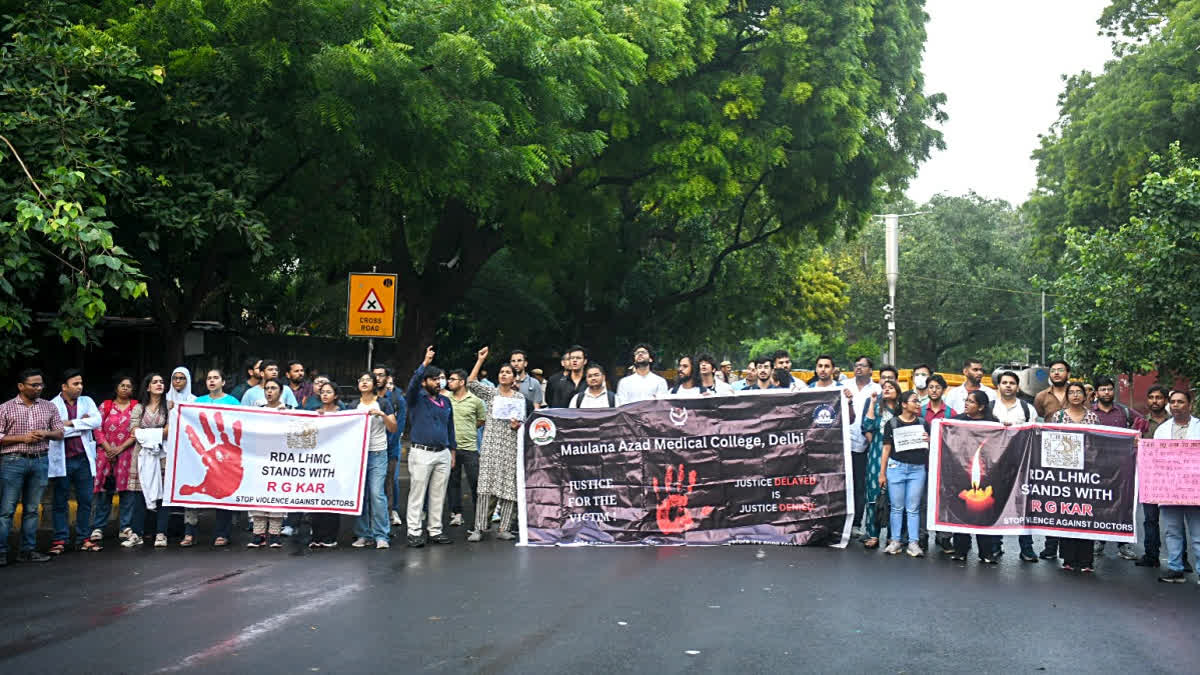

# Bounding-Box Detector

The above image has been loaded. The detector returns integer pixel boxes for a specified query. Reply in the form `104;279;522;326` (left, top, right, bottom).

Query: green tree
1046;143;1200;379
835;193;1054;369
0;3;153;366
1029;0;1200;255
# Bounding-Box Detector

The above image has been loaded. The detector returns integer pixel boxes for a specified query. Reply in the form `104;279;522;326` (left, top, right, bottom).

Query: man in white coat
1154;389;1200;584
48;368;103;553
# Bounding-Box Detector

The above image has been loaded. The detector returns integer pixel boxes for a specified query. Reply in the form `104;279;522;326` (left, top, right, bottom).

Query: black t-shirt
883;416;931;465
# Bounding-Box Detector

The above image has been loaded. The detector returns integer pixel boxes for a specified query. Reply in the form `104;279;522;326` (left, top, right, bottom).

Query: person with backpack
919;374;956;554
1090;375;1145;560
570;363;617;408
988;370;1041;562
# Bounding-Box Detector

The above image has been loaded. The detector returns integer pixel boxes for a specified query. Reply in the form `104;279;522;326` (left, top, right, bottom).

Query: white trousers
406;447;451;537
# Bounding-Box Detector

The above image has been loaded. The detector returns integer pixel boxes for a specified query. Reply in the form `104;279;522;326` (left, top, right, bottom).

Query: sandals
81;540;103;552
48;541;66;556
179;535;195;547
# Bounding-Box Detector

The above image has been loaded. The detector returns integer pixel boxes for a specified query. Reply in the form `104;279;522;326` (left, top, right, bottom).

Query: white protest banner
491;395;525;421
164;403;369;514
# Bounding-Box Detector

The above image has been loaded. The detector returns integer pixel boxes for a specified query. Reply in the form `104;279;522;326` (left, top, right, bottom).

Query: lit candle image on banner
958;442;995;514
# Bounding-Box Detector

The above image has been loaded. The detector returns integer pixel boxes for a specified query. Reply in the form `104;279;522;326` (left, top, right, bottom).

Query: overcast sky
905;0;1115;207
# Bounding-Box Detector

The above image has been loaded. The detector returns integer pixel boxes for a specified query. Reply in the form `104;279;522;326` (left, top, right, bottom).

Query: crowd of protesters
2;346;1197;586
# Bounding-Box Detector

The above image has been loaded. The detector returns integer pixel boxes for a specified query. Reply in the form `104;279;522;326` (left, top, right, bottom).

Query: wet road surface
2;522;1198;674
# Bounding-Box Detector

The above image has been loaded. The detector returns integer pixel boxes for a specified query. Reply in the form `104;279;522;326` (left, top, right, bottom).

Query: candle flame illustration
970;443;983;489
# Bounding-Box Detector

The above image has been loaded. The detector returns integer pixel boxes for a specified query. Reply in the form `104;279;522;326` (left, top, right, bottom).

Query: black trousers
851;451;866;527
447;450;480;515
311;513;340;544
954;533;1000;558
1060;538;1094;568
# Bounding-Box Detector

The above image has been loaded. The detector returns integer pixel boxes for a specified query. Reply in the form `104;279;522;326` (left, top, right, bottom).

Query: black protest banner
928;419;1139;542
518;389;851;546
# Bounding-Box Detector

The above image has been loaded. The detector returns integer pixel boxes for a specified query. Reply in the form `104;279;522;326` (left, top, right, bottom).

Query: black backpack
573;390;616;408
989;398;1033;422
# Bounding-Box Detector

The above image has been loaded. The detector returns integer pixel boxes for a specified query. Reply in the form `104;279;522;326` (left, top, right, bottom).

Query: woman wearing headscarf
165;367;199;545
861;379;901;549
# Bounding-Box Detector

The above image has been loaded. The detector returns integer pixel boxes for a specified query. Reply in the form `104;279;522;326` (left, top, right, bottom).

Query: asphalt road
1;517;1197;674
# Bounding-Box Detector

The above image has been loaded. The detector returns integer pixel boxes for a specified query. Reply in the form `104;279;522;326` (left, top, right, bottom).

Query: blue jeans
1161;505;1200;573
355;450;389;541
52;453;94;544
0;453;50;554
886;460;926;544
92;489;144;534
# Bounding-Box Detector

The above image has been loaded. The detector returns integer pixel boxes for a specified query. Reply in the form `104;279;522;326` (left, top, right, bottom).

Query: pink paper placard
1139;439;1200;506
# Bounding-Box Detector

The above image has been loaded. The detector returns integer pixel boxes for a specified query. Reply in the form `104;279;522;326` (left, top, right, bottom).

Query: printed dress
468;381;526;503
861;399;896;539
93;400;136;493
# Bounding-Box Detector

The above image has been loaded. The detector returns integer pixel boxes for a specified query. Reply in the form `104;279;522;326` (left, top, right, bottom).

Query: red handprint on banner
651;463;713;534
179;411;245;499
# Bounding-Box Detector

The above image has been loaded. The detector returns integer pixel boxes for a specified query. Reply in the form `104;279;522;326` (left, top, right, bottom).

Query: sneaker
1094;541;1107;556
154;534;167;548
980;556;999;565
449;513;464;527
268;535;282;548
16;551;51;563
322;540;339;548
119;527;133;541
906;542;923;558
90;529;104;542
883;540;903;555
351;537;370;548
1135;555;1161;568
949;553;967;561
246;534;266;548
375;539;390;549
1158;570;1187;583
281;526;295;537
407;536;425;548
1117;543;1138;560
429;534;453;545
467;530;483;542
1038;548;1057;560
308;540;323;549
496;531;516;541
1019;551;1039;563
390;510;403;526
938;536;956;555
121;534;143;548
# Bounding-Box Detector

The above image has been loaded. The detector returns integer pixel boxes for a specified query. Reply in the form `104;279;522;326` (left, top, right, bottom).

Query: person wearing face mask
404;346;457;547
910;364;932;405
466;347;532;542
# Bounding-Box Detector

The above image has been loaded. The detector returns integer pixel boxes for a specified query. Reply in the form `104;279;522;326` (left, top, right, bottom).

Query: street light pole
884;214;899;366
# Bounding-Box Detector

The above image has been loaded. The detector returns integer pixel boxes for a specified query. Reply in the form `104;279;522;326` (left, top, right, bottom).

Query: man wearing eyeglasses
1034;360;1071;420
0;369;65;565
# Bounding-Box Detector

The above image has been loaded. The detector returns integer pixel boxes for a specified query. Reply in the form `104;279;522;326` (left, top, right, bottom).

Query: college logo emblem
812;404;836;427
529;417;557;446
669;407;688;426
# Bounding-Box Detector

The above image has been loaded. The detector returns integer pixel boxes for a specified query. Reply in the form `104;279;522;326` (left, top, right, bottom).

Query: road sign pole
367;338;374;372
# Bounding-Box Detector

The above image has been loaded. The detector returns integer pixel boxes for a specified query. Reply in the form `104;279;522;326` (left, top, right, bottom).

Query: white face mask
438;377;447;390
913;374;928;390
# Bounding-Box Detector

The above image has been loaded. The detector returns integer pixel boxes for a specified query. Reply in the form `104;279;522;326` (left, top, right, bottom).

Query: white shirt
1153;416;1200;440
617;371;669;406
707;380;735;396
571;389;614;409
845;379;881;453
992;397;1033;425
944;384;996;415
